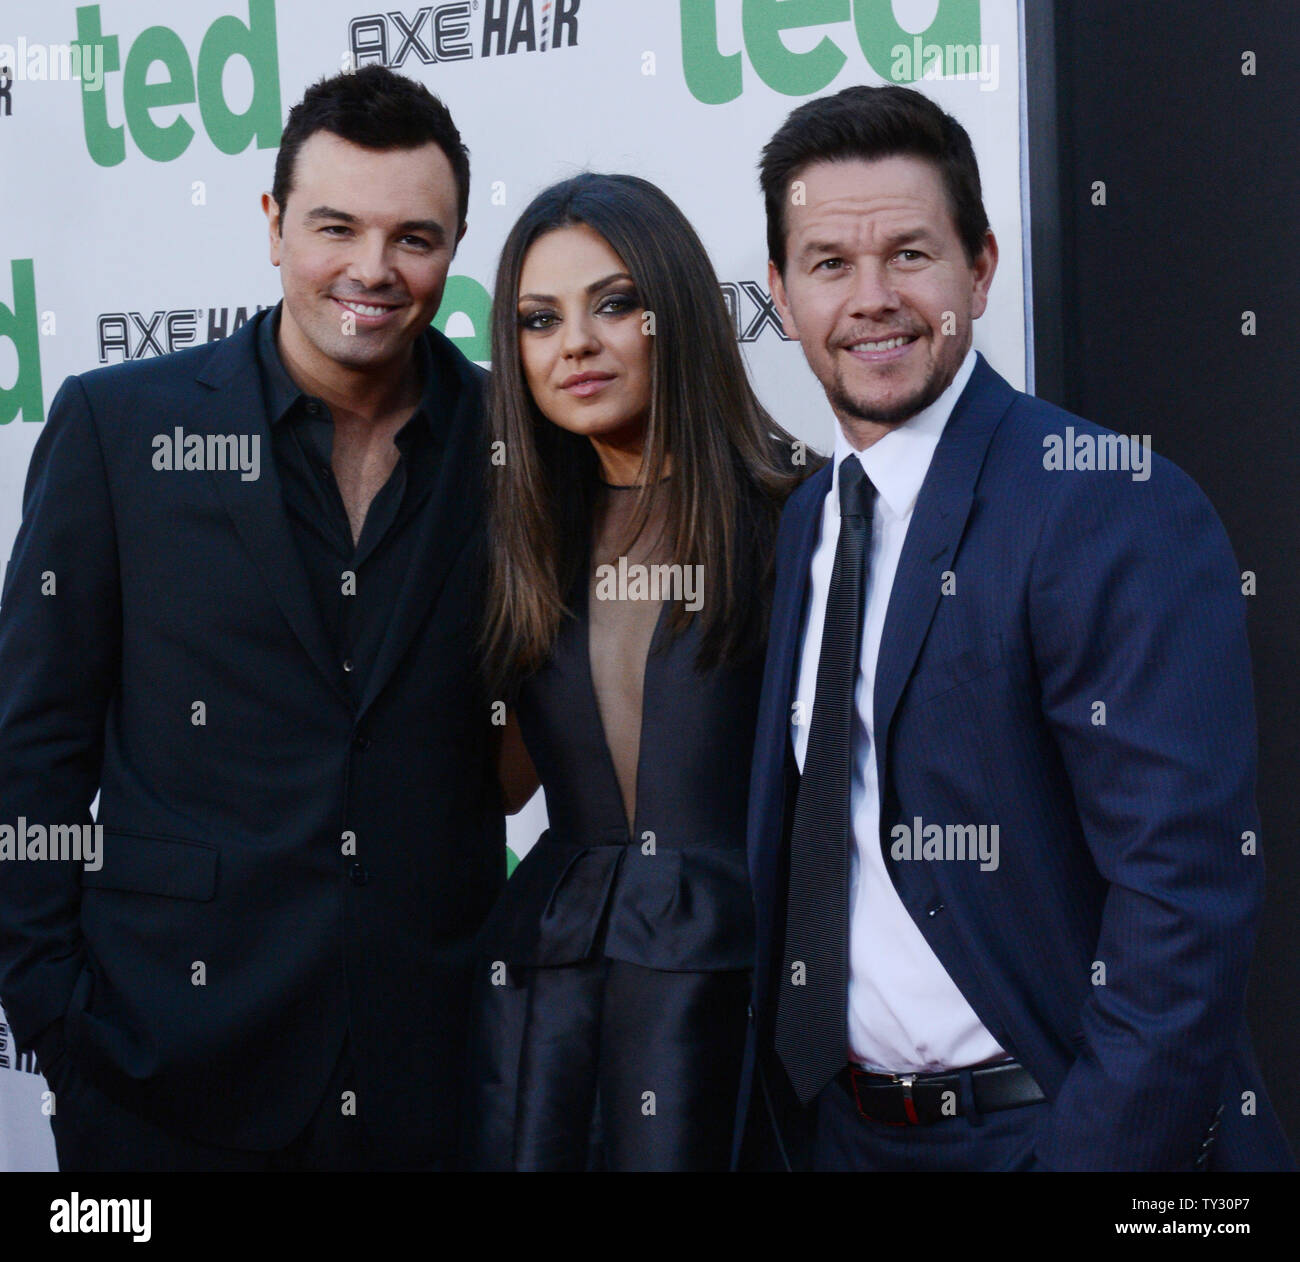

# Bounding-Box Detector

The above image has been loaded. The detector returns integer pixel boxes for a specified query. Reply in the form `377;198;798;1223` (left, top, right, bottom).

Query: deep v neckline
576;548;671;844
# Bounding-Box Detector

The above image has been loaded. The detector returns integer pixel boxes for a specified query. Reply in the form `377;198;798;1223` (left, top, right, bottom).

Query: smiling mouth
332;297;403;319
845;333;919;353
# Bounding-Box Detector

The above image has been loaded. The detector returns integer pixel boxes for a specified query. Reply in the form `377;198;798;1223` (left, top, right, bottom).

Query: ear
453;219;468;257
768;258;799;340
969;229;998;320
262;192;283;267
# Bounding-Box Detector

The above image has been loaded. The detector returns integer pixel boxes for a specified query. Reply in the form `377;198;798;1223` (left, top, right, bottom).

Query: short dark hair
760;84;989;274
272;64;470;230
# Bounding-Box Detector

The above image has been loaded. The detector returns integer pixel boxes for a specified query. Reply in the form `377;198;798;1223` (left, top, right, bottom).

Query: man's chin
830;389;931;426
315;331;412;370
830;370;953;426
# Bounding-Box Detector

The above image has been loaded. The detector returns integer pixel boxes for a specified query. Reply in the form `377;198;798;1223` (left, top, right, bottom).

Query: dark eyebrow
881;227;940;251
304;206;358;223
797;228;941;261
797;240;848;261
303;206;446;242
518;272;636;304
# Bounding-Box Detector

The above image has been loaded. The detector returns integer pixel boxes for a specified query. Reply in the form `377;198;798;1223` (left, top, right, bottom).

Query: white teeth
851;335;910;352
338;300;391;317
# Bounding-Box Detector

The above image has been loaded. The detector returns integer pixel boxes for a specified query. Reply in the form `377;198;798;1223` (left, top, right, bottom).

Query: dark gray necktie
775;454;876;1104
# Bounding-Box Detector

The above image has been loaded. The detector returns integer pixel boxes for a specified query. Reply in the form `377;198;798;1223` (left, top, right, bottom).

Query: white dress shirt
791;348;1007;1073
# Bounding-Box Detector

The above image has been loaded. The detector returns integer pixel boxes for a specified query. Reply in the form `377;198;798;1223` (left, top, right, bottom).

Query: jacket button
927;904;944;917
354;731;371;751
349;862;368;886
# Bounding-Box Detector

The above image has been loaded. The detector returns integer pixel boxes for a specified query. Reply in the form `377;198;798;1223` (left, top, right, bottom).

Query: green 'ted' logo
0;260;44;425
680;0;980;104
75;0;281;166
433;275;492;364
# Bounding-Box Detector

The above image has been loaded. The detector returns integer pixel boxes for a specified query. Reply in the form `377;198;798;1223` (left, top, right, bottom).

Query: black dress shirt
256;303;457;706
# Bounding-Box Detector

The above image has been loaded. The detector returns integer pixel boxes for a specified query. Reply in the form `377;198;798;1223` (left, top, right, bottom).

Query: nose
346;232;398;292
559;309;600;360
846;259;901;320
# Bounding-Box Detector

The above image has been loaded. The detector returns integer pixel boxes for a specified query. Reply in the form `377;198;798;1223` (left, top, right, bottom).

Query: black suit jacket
0;309;505;1165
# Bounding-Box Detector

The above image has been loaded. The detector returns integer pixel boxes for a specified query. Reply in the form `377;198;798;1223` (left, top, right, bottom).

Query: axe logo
96;305;273;363
348;0;580;69
719;280;790;344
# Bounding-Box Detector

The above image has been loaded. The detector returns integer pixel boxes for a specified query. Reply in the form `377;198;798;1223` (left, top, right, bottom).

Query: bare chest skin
330;409;414;546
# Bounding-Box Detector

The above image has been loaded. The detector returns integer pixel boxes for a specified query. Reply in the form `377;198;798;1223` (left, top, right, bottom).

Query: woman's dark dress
467;483;760;1171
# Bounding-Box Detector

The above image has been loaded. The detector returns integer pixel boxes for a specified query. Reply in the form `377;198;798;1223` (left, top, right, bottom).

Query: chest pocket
902;631;1004;712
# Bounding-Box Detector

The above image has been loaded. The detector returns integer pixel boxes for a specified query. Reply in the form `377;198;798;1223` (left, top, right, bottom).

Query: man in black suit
0;65;504;1170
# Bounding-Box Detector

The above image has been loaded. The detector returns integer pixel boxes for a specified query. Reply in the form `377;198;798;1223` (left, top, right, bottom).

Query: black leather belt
837;1060;1045;1125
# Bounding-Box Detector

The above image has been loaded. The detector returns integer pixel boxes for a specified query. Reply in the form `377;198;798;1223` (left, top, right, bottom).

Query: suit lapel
871;356;1016;793
752;358;1015;1012
767;462;831;739
191;316;486;716
356;338;483;718
749;458;829;1008
193;317;351;708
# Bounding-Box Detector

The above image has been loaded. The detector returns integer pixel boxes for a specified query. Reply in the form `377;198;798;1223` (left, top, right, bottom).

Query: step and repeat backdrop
0;0;1029;1169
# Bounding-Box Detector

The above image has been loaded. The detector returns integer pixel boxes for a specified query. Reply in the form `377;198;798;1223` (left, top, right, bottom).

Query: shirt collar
256;300;437;429
831;347;977;519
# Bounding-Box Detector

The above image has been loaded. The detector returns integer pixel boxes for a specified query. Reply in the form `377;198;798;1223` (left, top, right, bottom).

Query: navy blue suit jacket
736;354;1293;1171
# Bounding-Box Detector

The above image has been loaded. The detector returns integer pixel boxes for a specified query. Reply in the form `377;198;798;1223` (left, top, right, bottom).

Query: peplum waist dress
466;481;760;1171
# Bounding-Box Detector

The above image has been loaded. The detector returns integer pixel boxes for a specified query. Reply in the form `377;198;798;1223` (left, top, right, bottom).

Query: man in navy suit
735;84;1293;1171
0;66;503;1169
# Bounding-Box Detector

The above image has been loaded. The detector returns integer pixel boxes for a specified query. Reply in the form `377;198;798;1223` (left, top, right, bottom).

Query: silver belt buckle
891;1072;921;1124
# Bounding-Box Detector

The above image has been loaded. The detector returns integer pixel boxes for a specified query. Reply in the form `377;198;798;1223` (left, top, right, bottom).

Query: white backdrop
0;0;1029;1169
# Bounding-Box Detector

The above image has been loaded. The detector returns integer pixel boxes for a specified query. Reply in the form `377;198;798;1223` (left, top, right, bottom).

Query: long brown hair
482;173;820;696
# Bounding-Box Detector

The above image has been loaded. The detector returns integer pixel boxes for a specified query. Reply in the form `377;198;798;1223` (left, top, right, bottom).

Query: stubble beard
825;331;969;426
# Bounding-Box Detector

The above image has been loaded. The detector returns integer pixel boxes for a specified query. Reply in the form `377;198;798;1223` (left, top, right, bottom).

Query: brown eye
597;293;638;315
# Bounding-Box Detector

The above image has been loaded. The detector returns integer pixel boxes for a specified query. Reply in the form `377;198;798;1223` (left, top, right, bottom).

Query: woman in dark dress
468;173;817;1171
